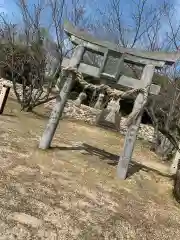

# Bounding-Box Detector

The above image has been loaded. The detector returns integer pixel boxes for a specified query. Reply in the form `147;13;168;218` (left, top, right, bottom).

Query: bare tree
47;0;88;77
0;0;55;111
0;0;89;111
95;0;163;48
147;1;180;159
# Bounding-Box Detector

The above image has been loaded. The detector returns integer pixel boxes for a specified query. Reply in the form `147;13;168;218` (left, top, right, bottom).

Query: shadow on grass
49;142;171;178
0;113;17;118
82;143;171;178
50;145;84;151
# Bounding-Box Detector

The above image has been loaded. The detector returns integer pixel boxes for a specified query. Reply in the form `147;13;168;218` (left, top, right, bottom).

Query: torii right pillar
117;64;155;179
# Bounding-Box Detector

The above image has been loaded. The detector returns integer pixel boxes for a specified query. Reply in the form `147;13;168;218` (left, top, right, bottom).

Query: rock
8;212;43;228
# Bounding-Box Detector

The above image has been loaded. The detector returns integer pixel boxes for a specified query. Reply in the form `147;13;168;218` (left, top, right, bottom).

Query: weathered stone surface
74;92;87;107
8;212;43;228
94;93;104;109
96;108;121;131
96;98;121;131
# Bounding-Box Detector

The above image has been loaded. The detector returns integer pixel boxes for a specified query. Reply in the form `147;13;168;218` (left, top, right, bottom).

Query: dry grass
0;97;180;239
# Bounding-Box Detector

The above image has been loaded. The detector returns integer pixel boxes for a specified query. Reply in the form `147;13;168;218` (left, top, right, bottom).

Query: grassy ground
0;97;180;239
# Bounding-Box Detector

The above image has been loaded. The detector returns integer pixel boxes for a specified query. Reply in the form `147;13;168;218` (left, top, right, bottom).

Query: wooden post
0;83;12;114
117;64;155;179
39;45;85;149
170;143;180;175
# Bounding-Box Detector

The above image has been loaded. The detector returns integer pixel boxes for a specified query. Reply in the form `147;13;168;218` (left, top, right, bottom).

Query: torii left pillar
39;45;85;149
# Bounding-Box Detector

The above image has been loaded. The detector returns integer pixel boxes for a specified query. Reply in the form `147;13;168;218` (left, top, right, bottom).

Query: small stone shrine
96;97;121;131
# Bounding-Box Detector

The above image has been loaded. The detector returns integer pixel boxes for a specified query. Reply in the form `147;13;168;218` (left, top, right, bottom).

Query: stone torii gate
39;21;180;179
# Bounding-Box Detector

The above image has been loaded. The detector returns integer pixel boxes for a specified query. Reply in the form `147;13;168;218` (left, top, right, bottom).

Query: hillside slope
0;97;179;239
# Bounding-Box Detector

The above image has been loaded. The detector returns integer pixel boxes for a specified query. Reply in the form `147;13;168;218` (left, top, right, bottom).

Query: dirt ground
0;97;180;239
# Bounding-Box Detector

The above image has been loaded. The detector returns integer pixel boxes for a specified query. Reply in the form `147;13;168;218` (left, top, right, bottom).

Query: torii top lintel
64;21;180;67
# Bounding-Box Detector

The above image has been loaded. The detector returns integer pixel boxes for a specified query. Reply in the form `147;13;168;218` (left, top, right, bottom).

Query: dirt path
0;98;180;239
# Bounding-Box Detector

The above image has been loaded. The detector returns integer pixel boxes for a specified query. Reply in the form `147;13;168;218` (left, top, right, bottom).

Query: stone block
96;108;121;131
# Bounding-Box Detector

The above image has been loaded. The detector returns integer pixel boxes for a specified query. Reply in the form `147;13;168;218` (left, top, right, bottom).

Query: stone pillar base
96;108;121;131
